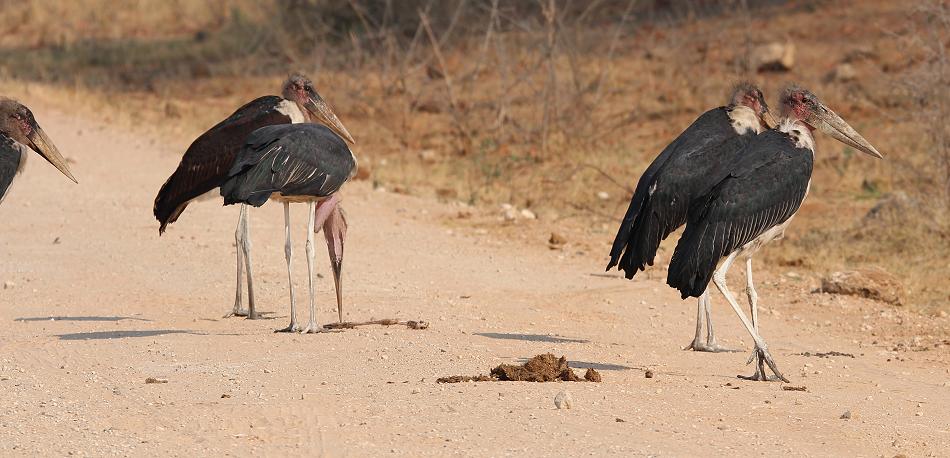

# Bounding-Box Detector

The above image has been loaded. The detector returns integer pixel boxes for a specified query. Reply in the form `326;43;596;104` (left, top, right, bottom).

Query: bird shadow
474;332;590;344
15;316;151;322
55;330;199;341
566;360;634;371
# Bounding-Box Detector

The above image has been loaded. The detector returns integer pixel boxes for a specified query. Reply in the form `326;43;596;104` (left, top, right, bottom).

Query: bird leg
276;202;300;332
241;204;258;319
712;252;789;382
226;205;249;318
301;201;327;334
684;290;737;352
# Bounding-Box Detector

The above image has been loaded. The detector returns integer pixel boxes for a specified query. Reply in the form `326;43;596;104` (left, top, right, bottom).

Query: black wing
0;135;24;205
220;124;356;207
608;106;754;278
666;129;814;298
153;95;291;233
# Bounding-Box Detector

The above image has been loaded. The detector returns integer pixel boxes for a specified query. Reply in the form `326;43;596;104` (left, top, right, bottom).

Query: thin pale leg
684;290;736;352
276;202;300;332
241;205;258;319
301;202;325;334
226;205;249;317
712;252;788;382
744;257;769;376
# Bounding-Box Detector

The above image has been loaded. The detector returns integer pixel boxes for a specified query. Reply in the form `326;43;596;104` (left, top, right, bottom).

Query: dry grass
0;0;947;310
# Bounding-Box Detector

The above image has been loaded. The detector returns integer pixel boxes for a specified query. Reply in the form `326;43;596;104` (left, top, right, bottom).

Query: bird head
780;86;882;158
731;82;776;129
0;98;77;183
282;73;356;145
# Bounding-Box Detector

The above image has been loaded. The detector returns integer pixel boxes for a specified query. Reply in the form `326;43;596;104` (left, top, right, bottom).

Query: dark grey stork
221;123;355;333
607;83;775;352
667;86;883;381
153;74;354;320
0;98;77;205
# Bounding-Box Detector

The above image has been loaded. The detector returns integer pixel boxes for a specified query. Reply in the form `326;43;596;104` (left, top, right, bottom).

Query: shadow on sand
55;330;198;341
15;316;151;322
474;332;589;344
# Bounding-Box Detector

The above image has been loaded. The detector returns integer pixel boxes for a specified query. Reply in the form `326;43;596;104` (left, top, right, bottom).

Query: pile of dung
437;353;601;383
323;319;429;330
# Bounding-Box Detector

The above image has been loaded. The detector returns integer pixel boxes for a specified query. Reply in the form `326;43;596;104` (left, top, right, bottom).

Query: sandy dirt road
1;101;948;457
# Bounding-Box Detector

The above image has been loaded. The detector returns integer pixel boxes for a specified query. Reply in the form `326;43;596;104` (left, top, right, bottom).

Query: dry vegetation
0;0;947;309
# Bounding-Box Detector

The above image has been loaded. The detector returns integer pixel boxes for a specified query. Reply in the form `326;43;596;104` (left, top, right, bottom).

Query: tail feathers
607;189;654;277
154;175;189;235
666;223;721;299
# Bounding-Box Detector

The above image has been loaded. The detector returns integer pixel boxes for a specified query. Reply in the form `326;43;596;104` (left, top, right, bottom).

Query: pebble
645;370;655;379
520;208;536;220
840;410;852;420
3;281;14;290
596;191;610;200
554;391;573;410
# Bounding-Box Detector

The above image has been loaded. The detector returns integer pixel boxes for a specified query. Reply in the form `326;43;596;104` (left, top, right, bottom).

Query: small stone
644;370;655;379
145;377;167;384
503;208;518;221
548;232;566;246
820;268;903;305
3;281;14;290
840;410;852;419
221;393;231;398
520;208;536;219
615;418;625;423
596;191;610;200
554;391;573;410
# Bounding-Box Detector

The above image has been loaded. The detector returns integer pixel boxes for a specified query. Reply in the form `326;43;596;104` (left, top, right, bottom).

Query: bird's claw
684;339;740;353
224;307;249;318
300;323;327;334
275;323;301;333
739;347;790;383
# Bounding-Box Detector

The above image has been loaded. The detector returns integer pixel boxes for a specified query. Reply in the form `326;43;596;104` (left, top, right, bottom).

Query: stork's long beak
811;103;883;159
762;110;778;130
322;205;347;323
304;90;356;145
28;125;78;183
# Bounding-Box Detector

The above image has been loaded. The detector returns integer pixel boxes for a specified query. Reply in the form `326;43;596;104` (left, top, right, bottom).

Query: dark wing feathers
0;135;24;204
153;95;289;233
667;129;815;298
220;124;355;207
608;107;752;278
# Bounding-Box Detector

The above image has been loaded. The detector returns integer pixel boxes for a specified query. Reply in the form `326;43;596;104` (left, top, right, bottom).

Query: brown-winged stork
0;98;77;205
153;74;354;320
607;83;775;353
220;123;355;333
666;86;883;381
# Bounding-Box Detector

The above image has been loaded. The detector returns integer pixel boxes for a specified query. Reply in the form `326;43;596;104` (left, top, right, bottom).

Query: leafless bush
898;0;950;210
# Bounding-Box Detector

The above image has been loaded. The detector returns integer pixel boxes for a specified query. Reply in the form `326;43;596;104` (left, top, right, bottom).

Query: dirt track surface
1;103;948;456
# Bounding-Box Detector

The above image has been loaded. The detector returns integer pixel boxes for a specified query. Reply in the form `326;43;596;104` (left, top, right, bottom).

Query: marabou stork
153;74;355;320
220;123;355;333
0;99;77;205
607;83;775;352
666;86;882;381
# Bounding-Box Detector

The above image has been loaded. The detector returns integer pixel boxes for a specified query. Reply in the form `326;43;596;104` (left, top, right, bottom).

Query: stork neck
727;105;763;135
778;119;816;152
276;99;307;124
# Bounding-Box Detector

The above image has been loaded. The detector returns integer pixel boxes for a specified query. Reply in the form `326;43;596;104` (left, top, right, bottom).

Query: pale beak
305;90;356;145
762;110;778;130
29;125;78;183
321;205;347;323
812;103;883;159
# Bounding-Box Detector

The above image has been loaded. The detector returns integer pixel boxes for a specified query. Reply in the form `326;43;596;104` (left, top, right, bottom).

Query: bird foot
223;306;249;318
683;339;739;353
300;322;329;334
275;322;301;333
738;347;789;382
